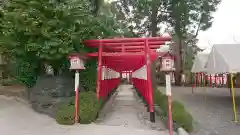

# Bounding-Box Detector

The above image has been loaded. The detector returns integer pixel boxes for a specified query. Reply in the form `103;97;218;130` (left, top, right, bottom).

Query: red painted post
97;41;103;100
168;94;173;135
74;70;79;123
145;80;149;105
222;74;224;87
214;74;217;87
144;39;155;122
209;74;212;87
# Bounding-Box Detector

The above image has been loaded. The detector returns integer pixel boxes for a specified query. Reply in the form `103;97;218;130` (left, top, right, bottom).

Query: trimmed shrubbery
153;89;193;132
56;87;118;125
56;91;100;125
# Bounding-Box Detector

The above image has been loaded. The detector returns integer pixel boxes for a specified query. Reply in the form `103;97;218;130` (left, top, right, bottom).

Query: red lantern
68;53;86;70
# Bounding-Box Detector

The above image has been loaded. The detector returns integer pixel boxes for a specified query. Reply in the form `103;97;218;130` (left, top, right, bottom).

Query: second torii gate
84;36;171;122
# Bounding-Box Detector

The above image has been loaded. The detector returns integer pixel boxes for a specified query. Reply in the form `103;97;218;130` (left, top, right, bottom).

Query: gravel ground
158;86;240;135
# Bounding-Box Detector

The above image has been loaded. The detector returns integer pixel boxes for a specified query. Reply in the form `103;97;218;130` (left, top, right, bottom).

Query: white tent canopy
205;44;240;74
191;52;209;73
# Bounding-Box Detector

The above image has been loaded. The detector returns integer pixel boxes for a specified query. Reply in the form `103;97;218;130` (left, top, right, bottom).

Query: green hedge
56;91;100;125
153;89;193;132
56;87;118;125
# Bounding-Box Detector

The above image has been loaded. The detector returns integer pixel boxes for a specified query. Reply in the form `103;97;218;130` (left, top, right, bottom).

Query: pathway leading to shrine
96;85;167;131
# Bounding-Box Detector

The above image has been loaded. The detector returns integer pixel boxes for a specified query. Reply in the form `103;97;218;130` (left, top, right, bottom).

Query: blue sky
198;0;240;51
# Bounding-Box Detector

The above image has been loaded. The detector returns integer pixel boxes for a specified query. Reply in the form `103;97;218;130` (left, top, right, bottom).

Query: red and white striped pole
74;70;80;123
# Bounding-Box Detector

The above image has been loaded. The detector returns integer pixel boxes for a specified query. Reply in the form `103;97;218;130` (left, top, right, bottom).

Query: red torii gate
84;36;171;122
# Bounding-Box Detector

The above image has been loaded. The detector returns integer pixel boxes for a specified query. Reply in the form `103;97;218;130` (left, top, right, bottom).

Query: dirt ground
158;86;240;135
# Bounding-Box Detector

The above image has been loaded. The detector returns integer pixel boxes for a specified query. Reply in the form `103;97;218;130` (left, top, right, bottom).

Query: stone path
96;85;166;131
0;85;168;135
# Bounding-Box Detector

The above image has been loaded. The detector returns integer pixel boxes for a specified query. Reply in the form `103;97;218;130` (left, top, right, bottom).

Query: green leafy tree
167;0;221;85
0;0;127;88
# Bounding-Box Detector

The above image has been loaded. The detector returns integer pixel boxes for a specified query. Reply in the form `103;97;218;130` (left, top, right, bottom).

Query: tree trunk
150;0;159;90
151;0;158;37
174;38;183;86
